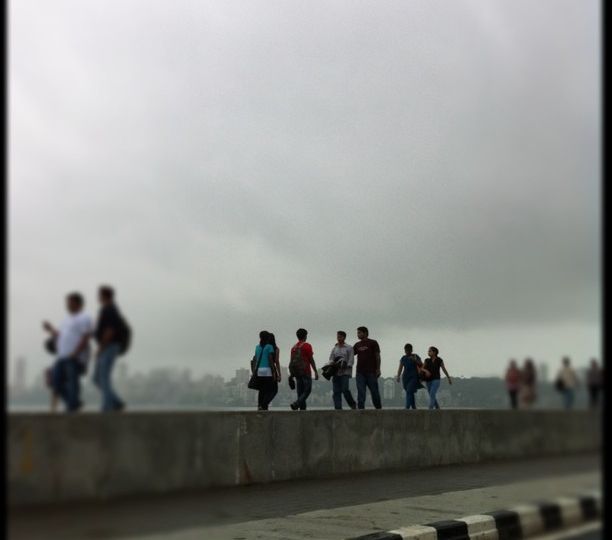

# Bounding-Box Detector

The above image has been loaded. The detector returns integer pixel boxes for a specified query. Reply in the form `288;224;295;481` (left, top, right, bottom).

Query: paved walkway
9;453;601;540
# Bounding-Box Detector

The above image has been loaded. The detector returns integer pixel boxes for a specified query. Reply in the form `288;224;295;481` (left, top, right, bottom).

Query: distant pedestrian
93;286;128;412
327;331;357;410
555;357;579;410
288;328;318;410
505;359;521;409
519;358;537;409
252;331;279;410
42;292;93;412
395;344;428;409
353;326;382;409
586;358;603;409
423;346;452;409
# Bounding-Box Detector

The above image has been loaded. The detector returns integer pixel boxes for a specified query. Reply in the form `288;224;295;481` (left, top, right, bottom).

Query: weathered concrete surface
8;410;601;505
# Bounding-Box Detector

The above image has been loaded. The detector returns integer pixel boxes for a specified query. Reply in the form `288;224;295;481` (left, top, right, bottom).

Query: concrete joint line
345;491;601;540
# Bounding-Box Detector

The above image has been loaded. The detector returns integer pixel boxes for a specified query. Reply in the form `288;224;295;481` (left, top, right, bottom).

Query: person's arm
347;347;354;368
97;327;115;354
396;361;403;382
311;358;319;380
71;333;90;360
375;342;381;378
42;321;58;338
441;362;452;384
274;348;281;382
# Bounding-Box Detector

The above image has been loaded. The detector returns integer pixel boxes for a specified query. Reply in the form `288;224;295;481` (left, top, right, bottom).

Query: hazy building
235;368;250;384
383;378;395;400
538;362;549;383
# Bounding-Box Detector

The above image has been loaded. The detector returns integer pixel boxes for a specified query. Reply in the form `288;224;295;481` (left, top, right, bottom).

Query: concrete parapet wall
8;410;601;506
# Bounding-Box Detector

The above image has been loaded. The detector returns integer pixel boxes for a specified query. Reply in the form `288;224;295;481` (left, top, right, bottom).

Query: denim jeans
53;357;81;412
332;375;356;409
426;379;441;409
93;343;124;412
257;377;278;410
356;373;382;409
562;388;575;410
295;376;312;410
403;378;418;409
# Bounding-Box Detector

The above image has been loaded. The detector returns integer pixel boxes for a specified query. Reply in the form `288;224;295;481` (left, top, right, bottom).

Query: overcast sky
9;0;600;385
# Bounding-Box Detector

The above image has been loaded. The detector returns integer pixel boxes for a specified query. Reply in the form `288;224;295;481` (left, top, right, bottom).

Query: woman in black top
423;346;452;409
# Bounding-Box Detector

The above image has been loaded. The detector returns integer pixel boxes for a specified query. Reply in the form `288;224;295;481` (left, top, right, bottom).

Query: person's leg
404;385;410;409
366;374;382;409
428;379;440;409
63;360;80;412
295;376;311;409
52;360;68;407
257;382;265;410
264;380;278;410
509;390;517;409
356;373;366;409
300;377;312;410
342;376;356;409
97;345;123;411
408;391;416;409
332;376;342;409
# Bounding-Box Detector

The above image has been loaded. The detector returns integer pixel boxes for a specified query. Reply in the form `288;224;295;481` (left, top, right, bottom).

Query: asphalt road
9;452;601;540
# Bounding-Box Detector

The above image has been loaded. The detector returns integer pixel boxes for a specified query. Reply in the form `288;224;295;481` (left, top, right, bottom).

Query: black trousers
588;385;601;408
257;378;278;410
509;390;518;409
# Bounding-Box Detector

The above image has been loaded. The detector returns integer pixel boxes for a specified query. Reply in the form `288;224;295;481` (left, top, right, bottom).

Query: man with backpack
94;285;130;412
288;328;319;410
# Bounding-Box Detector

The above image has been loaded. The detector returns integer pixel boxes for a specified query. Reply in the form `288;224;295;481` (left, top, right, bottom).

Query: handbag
248;346;265;390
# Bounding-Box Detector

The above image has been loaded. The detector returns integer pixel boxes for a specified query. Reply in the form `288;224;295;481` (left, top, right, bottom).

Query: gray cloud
9;0;600;382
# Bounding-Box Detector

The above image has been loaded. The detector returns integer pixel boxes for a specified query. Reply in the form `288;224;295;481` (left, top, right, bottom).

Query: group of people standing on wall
42;285;131;413
504;357;603;410
250;326;452;411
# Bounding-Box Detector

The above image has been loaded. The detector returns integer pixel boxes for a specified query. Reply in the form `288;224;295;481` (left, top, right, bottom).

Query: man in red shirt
289;328;319;410
353;326;382;409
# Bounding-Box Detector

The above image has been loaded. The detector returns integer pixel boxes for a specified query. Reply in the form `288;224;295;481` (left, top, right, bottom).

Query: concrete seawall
8;410;601;506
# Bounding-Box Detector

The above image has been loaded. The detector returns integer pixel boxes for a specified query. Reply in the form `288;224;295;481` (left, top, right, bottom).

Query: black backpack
118;316;132;355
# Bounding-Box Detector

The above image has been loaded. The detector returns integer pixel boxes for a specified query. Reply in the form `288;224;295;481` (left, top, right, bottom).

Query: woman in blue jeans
395;343;429;409
423;346;452;409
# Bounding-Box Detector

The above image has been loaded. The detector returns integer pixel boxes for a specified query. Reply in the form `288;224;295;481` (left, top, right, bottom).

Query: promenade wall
8;410;601;506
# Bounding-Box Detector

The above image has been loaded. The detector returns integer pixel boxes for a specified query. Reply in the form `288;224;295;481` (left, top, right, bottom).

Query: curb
346;491;601;540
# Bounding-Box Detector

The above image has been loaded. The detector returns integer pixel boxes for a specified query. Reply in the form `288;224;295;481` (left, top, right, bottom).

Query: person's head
562;356;571;367
98;285;115;305
357;326;369;340
66;292;84;314
590;358;599;368
428;346;439;358
268;332;277;349
296;328;308;341
259;330;269;346
337;331;346;344
404;343;413;354
509;359;518;369
524;358;534;370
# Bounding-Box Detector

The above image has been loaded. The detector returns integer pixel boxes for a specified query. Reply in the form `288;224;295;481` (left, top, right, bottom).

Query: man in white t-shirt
43;292;93;412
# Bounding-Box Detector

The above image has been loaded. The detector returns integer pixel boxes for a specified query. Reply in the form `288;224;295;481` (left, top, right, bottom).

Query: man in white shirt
328;331;357;409
43;292;93;412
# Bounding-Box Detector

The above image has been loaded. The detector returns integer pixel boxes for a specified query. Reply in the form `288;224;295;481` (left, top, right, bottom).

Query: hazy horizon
9;0;601;386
